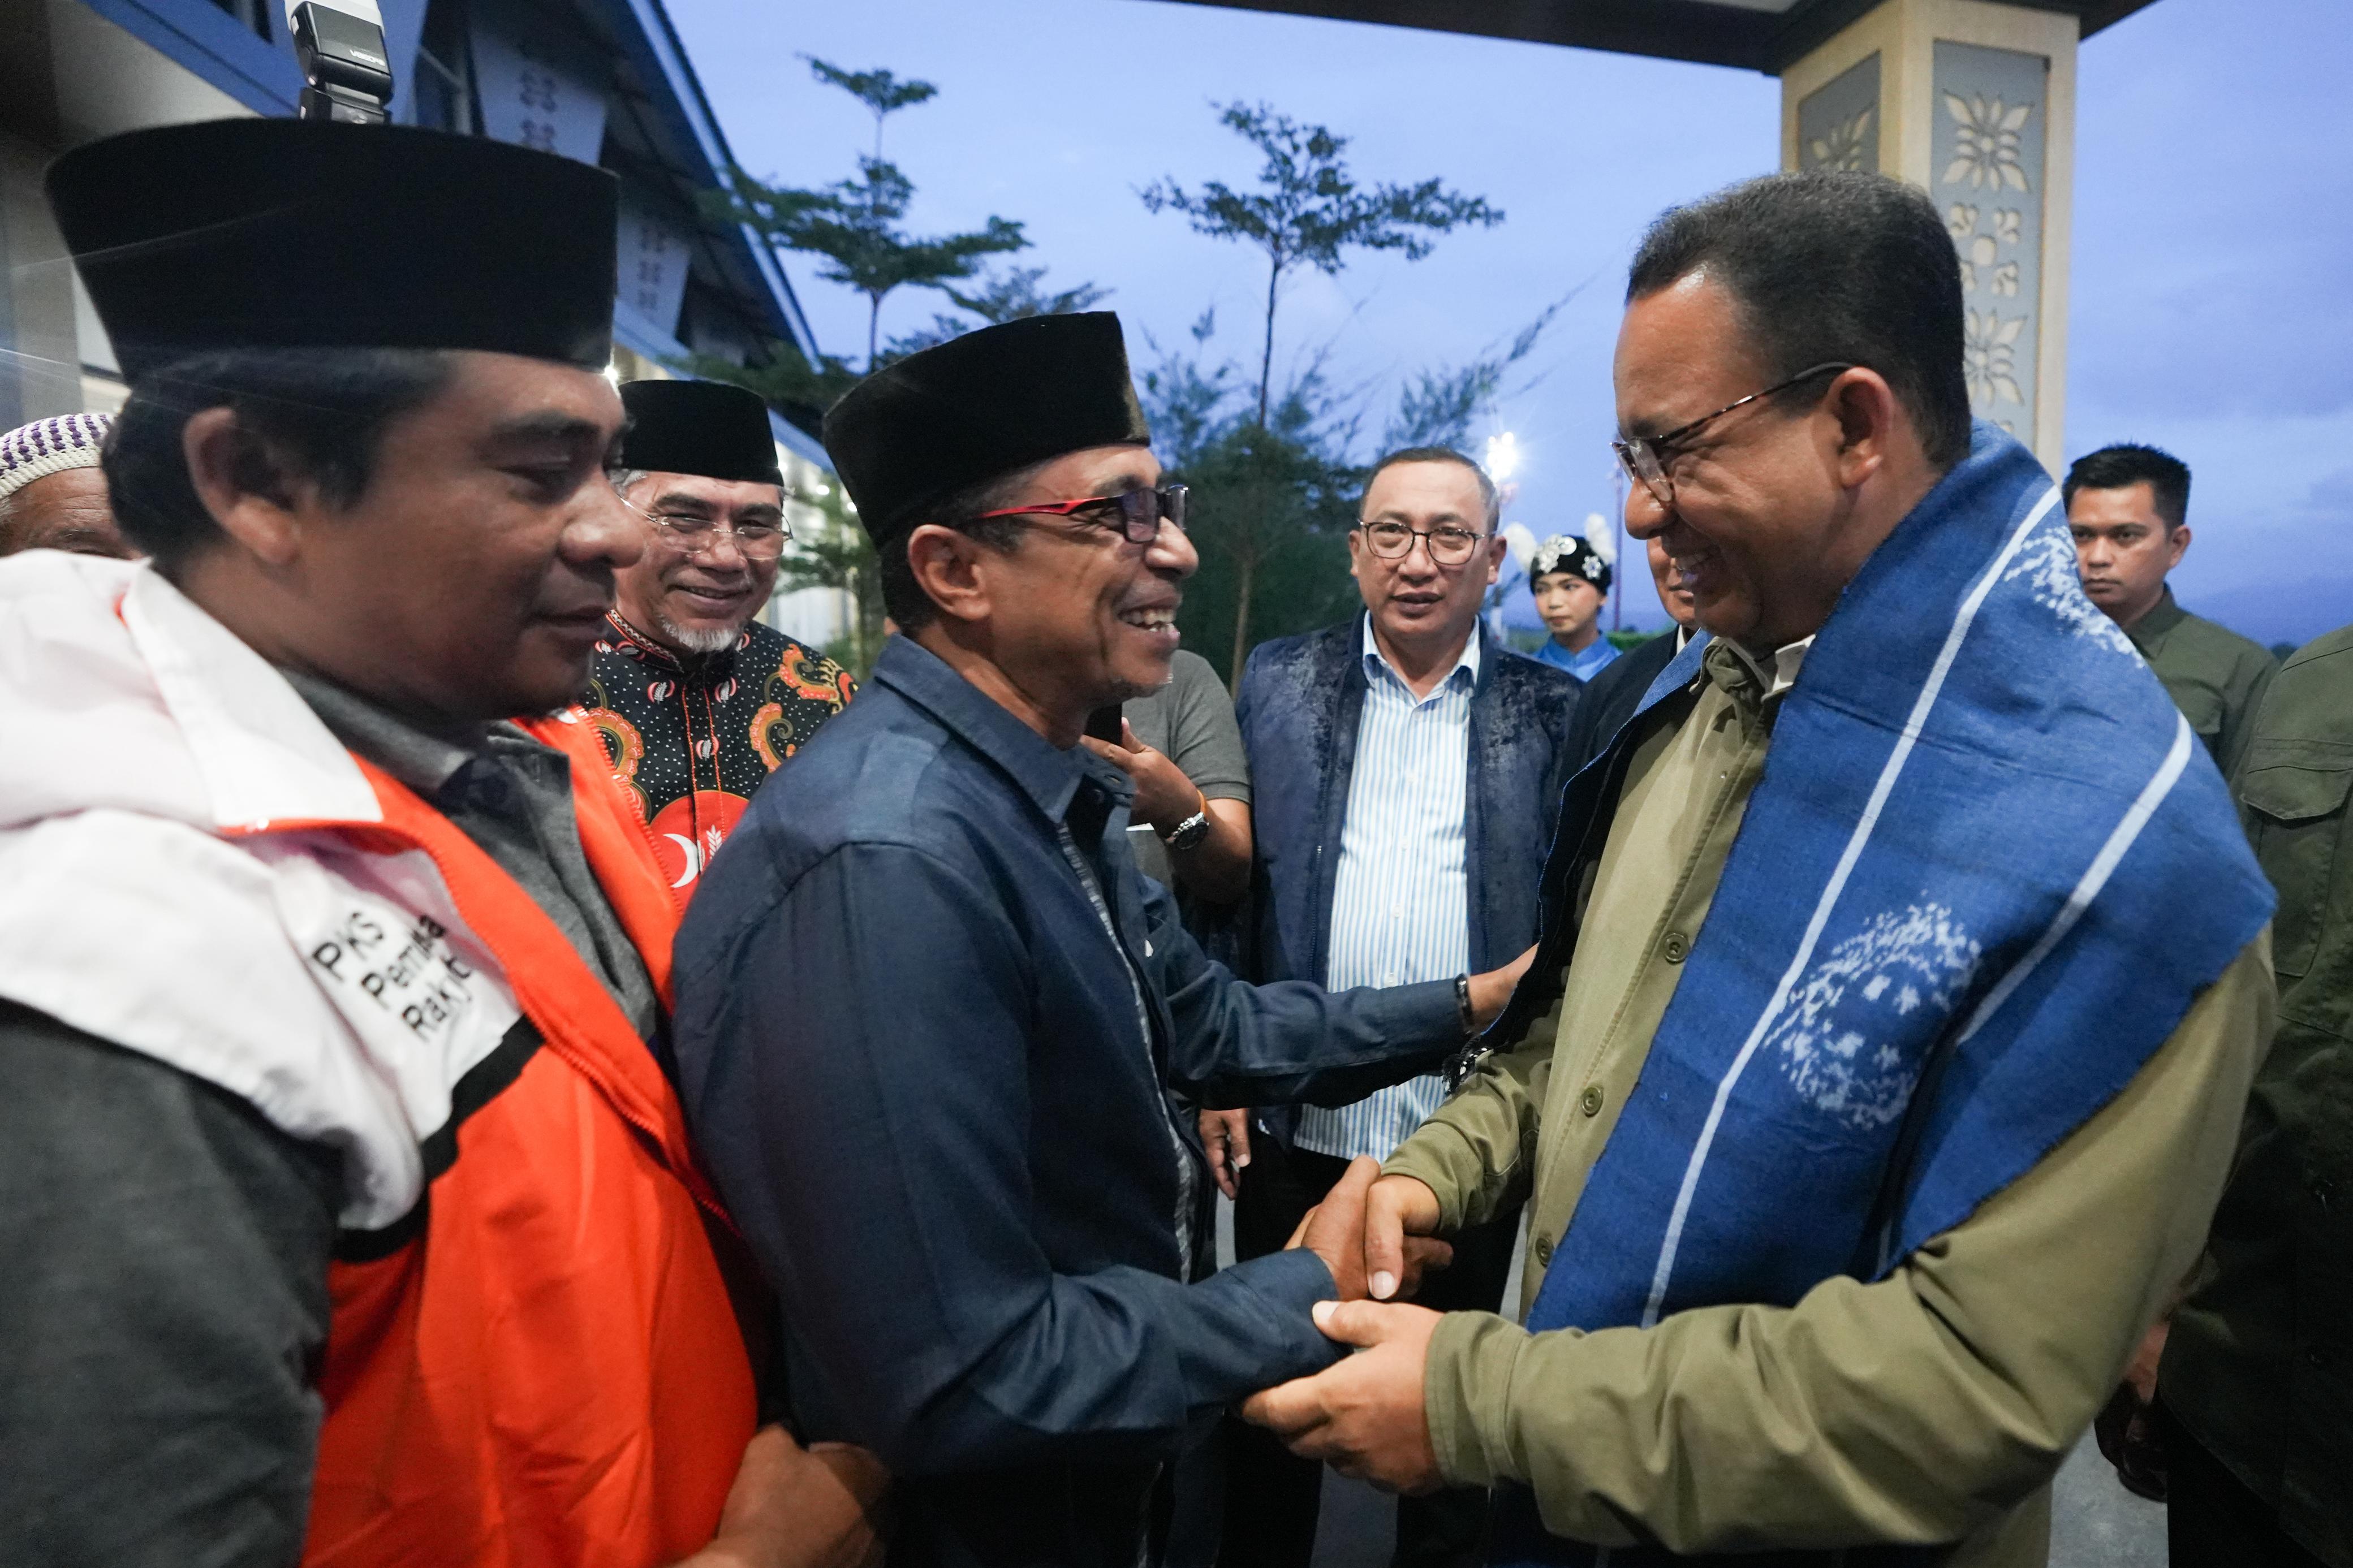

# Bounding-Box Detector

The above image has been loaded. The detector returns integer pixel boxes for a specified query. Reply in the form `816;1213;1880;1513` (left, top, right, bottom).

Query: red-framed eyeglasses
967;484;1190;545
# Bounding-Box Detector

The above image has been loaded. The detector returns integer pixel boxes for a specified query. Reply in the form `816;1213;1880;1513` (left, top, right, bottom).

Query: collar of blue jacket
870;632;1125;826
1359;611;1484;692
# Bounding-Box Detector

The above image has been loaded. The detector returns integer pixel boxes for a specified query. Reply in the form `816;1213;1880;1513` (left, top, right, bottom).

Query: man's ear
2167;521;2193;569
182;407;308;568
1826;368;1898;491
905;524;995;626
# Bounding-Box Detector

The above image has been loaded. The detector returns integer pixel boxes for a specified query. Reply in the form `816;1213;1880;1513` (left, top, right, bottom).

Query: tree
805;58;936;159
776;475;889;677
1140;293;1569;686
678;340;861;431
1141;103;1503;430
687;60;1106;679
1141;103;1502;672
1382;291;1576;452
708;57;1029;367
1141;332;1364;686
889;264;1113;356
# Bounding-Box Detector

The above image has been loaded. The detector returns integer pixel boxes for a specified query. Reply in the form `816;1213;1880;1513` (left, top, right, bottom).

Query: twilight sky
671;0;2353;646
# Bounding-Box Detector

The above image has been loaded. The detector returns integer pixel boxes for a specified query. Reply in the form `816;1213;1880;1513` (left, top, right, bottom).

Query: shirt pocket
2240;761;2353;978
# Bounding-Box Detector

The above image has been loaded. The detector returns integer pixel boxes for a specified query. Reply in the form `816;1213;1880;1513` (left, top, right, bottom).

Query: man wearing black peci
670;313;1518;1568
581;377;852;895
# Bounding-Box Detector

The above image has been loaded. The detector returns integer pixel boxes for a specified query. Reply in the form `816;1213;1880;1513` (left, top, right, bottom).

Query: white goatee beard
656;612;746;655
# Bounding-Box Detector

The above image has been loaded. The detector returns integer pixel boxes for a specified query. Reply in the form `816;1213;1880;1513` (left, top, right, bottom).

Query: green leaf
1140;100;1503;429
804;57;938;119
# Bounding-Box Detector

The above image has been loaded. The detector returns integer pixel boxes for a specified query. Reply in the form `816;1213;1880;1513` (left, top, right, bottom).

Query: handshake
1243;1157;1455;1494
1286;1156;1451;1306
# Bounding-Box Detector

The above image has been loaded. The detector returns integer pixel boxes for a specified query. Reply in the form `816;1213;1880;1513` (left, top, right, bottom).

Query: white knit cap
0;413;113;505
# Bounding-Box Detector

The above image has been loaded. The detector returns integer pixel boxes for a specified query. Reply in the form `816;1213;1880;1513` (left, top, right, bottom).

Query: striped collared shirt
1295;620;1479;1162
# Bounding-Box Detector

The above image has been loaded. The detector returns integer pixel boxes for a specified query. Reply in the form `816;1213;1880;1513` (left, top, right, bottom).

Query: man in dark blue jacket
1220;447;1579;1568
671;316;1486;1568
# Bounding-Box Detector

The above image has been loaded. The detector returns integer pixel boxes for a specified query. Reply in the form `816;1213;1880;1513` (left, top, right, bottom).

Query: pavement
1212;1195;2169;1568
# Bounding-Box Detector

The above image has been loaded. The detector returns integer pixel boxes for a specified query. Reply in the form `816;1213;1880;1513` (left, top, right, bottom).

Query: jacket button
1580;1084;1605;1117
1532;1234;1554;1267
1661;931;1690;964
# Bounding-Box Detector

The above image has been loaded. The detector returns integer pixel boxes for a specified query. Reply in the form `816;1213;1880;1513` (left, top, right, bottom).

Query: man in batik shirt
581;378;853;892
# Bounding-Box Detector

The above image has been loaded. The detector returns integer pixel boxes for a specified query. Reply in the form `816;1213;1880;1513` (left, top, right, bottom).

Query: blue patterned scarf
1489;424;2272;1567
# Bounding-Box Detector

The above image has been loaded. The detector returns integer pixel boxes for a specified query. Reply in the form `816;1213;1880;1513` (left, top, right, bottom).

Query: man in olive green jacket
2065;443;2276;777
2157;624;2353;1568
1240;174;2276;1568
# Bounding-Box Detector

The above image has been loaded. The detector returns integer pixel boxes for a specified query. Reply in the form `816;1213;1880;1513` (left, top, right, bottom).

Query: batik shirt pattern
580;613;854;891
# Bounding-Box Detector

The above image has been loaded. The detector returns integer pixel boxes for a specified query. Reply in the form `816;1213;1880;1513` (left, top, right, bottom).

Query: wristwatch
1159;792;1213;852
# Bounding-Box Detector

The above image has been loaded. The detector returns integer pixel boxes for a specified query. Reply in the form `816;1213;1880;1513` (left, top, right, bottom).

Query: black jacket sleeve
0;1000;339;1568
1142;879;1463;1109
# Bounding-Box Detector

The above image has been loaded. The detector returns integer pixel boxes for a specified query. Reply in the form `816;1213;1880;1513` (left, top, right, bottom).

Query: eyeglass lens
608;472;791;558
1611;361;1855;513
1360;521;1484;565
1091;485;1189;542
1615;443;1674;510
654;516;787;558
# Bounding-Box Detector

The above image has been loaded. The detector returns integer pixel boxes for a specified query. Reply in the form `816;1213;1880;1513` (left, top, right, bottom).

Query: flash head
285;0;394;123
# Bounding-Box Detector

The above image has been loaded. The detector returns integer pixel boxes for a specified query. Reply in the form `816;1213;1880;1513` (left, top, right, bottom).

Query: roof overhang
1148;0;2159;74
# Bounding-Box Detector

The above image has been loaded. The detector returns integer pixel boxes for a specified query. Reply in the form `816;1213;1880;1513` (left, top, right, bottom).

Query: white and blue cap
1529;532;1612;595
0;413;112;506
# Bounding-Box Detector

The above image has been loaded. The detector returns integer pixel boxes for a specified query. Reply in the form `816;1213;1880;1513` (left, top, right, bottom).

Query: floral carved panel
1933;41;2048;438
1799;52;1881;175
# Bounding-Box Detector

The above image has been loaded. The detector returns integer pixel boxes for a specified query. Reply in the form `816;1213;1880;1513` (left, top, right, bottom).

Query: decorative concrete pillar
1781;0;2076;473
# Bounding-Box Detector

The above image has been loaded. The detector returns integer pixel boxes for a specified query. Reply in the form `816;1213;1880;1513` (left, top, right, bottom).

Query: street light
1483;431;1522;485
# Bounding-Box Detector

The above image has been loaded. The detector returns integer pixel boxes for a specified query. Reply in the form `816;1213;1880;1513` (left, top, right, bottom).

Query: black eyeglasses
1611;361;1856;511
609;472;793;559
969;484;1190;545
1352;519;1489;567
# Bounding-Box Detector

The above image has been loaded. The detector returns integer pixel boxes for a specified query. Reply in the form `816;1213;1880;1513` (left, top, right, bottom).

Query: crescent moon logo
649;791;745;896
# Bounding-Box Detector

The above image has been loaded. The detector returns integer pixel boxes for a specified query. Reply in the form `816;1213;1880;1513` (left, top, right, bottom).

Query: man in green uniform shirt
2159;624;2353;1568
2066;443;2275;776
1239;171;2277;1568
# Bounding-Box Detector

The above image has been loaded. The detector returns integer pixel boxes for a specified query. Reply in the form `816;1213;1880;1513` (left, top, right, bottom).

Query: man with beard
583;378;852;893
670;313;1505;1568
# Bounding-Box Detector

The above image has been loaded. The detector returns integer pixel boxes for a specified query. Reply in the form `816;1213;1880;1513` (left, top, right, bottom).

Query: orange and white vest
0;552;755;1568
